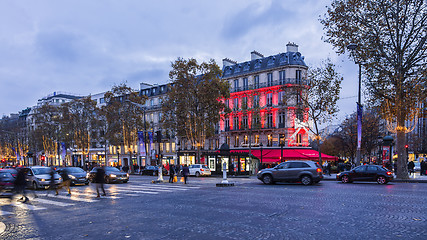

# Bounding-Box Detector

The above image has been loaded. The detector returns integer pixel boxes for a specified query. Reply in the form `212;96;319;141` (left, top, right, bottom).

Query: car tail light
200;169;204;171
317;168;322;173
387;171;392;175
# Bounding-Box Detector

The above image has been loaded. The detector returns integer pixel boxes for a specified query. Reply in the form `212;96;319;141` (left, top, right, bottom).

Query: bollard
216;161;234;187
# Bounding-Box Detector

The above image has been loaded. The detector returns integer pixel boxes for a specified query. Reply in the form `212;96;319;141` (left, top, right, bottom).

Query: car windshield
32;168;52;175
202;165;209;169
66;168;85;173
0;172;12;178
105;167;120;172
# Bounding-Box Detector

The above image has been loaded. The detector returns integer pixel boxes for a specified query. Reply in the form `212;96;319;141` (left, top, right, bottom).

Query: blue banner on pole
357;104;363;149
138;131;146;156
61;142;66;162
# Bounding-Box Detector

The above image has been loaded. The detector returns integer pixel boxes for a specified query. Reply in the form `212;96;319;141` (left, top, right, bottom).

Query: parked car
141;166;168;176
57;167;89;185
24;166;63;189
189;164;211;177
336;165;393;184
88;167;129;184
257;160;323;185
0;169;17;178
0;172;15;189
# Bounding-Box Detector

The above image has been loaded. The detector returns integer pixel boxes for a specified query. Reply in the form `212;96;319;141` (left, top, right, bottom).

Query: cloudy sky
0;0;360;124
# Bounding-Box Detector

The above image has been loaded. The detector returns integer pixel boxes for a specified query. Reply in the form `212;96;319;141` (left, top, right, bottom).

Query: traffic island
216;182;235;187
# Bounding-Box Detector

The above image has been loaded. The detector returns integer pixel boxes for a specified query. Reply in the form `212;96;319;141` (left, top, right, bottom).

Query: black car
141;166;168;176
336;165;393;184
57;167;89;185
88;167;129;184
1;169;17;178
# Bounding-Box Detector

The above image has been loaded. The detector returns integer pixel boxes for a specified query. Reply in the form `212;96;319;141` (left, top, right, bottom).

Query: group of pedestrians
168;164;190;184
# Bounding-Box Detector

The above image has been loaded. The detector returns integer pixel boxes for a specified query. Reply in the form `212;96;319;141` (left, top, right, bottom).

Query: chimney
286;42;299;53
251;50;264;60
222;58;237;67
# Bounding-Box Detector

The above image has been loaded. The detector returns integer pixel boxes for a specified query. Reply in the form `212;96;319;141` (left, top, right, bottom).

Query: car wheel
262;174;274;185
123;180;128;183
195;172;200;177
301;175;313;185
377;176;387;184
341;175;351;183
105;177;111;184
32;181;38;190
85;182;89;185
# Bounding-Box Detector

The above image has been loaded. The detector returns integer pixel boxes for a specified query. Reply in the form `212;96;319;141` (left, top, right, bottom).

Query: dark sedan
57;167;89;185
0;169;17;178
88;167;129;184
336;165;393;184
141;166;168;176
0;172;15;188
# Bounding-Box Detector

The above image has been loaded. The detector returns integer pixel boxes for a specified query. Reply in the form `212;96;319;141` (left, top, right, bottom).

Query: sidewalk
323;172;427;183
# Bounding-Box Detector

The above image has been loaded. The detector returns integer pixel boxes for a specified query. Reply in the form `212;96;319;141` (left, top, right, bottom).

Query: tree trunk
317;137;322;164
396;108;409;179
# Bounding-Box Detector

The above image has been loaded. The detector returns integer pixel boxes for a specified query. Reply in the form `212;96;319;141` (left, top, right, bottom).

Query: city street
1;175;427;240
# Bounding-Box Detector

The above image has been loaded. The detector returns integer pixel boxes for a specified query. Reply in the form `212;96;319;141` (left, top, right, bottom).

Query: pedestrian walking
169;164;175;183
57;170;72;196
46;166;57;196
95;166;106;198
420;160;425;176
408;161;415;175
14;168;28;202
326;162;331;176
182;164;190;184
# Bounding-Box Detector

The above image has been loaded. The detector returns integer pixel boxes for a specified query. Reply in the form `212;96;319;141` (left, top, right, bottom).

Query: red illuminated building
219;43;310;155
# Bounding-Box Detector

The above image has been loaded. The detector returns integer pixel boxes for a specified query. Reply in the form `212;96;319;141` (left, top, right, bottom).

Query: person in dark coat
420;160;425;176
182;164;190;184
57;170;71;195
169;164;175;183
95;167;106;198
14;168;28;202
408;161;415;175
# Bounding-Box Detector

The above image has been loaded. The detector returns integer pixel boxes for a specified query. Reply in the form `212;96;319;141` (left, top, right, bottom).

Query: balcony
231;78;309;93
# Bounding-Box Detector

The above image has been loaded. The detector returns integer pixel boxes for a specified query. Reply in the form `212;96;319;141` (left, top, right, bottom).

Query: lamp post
347;43;363;166
125;100;148;167
260;143;263;169
280;139;284;163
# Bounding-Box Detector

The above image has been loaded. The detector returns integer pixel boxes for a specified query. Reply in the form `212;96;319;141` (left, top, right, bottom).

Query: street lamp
280;138;284;163
347;43;363;165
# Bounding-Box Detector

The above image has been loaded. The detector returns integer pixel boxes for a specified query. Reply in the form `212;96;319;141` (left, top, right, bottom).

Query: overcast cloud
0;0;360;124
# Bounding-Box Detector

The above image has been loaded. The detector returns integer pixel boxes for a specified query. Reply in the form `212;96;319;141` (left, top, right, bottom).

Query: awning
230;148;338;163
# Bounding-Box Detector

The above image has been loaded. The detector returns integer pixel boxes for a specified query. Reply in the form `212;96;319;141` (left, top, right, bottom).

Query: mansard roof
222;51;307;78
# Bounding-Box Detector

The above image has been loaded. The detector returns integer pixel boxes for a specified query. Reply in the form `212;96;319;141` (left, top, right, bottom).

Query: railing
231;78;309;93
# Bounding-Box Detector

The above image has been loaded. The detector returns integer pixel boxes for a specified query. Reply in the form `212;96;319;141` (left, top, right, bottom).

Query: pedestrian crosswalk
0;183;201;216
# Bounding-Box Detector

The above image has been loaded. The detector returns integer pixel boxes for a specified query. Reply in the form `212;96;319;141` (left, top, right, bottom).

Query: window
100;98;105;104
296;134;302;144
267;134;273;146
243;78;248;90
267;73;273;86
233;98;239;110
225;118;230;131
255;135;259;144
226;136;230;145
242;97;248;109
289;162;310;168
243;135;249;144
234;79;239;90
279;134;286;146
277;162;290;169
158;112;162;122
254;75;260;88
354;166;367;173
279;112;286;128
278;91;286;105
267;93;273;107
234;136;239;147
279;70;286;84
253;115;260;128
233;116;239;130
267;113;273;128
242;116;248;129
296;70;302;84
150;99;154;106
253;95;259;108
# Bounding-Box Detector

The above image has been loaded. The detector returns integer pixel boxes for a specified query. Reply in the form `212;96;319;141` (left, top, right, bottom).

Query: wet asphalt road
1;175;427;240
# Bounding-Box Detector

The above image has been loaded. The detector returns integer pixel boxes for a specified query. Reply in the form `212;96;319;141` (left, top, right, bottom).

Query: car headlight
59;177;62;181
110;174;117;177
126;173;129;177
68;175;76;179
39;178;46;182
336;173;341;177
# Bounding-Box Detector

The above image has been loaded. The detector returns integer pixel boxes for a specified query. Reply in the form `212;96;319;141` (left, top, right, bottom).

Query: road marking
113;186;174;192
11;202;46;210
67;192;122;199
30;197;75;207
107;189;159;194
47;194;99;203
134;183;200;189
126;185;190;191
0;210;13;216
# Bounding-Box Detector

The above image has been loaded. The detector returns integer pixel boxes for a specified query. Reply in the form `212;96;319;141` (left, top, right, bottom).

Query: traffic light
41;155;46;161
155;154;159;159
156;130;162;142
405;145;409;149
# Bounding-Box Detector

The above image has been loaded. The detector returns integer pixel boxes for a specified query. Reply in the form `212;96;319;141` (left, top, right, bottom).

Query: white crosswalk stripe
0;182;201;216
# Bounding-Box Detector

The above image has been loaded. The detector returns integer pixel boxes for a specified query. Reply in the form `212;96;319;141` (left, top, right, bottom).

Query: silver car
257;160;323;185
25;166;62;189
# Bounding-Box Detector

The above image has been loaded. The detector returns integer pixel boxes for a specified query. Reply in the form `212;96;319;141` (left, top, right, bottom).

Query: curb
322;177;427;183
